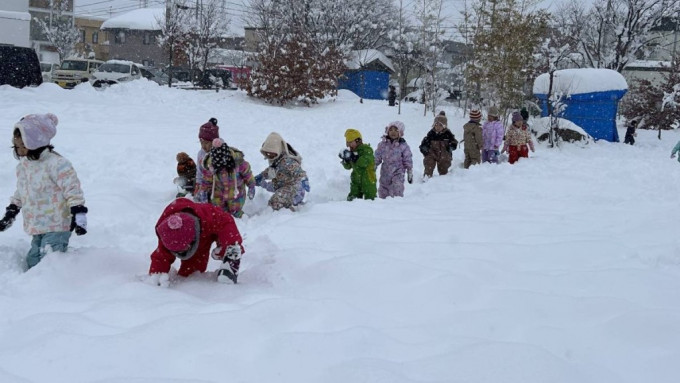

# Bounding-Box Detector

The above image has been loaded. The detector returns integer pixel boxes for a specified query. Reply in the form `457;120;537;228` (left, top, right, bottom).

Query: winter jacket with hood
343;143;377;200
256;132;309;209
482;120;504;150
149;198;243;277
11;150;86;235
463;120;483;153
374;121;413;198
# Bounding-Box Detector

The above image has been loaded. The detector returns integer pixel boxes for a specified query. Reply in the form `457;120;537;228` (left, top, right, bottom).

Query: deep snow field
0;80;679;383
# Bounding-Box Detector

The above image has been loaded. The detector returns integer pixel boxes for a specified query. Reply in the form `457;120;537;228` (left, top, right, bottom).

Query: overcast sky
75;0;570;37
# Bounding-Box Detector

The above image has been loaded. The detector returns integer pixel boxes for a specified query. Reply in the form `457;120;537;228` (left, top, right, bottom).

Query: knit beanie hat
157;212;200;258
433;114;447;128
469;109;482;121
488;106;500;117
14;113;58;150
345;129;362;142
512;112;523;123
198;118;219;141
210;138;236;172
385;121;405;137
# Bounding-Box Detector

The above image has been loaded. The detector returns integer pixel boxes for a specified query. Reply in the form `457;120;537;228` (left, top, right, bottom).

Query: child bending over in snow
0;113;88;269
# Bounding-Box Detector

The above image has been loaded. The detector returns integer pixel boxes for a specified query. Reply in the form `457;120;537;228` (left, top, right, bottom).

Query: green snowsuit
342;144;377;201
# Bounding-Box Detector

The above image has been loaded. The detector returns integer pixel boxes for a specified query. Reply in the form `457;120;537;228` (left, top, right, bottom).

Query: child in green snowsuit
340;129;377;201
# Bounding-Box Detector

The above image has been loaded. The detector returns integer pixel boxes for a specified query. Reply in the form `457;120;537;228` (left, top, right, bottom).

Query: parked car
90;60;142;88
40;62;59;83
52;58;103;89
0;45;42;88
139;66;168;86
199;68;233;89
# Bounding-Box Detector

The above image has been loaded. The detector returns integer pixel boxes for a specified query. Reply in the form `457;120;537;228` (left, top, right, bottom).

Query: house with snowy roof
338;49;395;100
533;68;628;142
101;8;165;68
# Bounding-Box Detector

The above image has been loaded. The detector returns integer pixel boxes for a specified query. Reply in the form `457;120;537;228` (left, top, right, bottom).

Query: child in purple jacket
374;121;413;198
482;106;505;163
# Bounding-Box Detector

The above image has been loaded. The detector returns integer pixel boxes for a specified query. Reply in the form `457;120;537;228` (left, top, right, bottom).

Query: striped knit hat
469;109;482;121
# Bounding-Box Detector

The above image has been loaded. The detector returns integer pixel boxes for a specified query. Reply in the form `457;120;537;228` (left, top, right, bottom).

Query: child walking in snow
374;121;413;198
502;112;535;164
482;107;504;163
419;111;457;178
340;129;377;200
148;198;244;285
0;113;88;269
463;109;484;169
254;132;309;210
196;138;256;218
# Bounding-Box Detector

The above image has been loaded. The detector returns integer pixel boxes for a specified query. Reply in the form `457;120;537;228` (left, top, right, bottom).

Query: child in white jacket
0;113;88;269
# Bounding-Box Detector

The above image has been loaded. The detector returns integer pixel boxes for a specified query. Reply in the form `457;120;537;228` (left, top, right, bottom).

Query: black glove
419;144;429;156
69;205;88;236
0;204;20;232
339;149;358;163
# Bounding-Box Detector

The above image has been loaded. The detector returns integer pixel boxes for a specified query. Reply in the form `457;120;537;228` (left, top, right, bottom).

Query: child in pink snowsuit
374;121;413;198
482;106;504;163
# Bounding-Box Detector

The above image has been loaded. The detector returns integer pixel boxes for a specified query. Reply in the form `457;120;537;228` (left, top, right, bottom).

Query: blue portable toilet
533;69;628;142
338;49;394;100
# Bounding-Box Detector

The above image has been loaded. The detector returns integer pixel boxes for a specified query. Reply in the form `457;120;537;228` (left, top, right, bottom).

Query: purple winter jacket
374;136;413;198
482;120;504;150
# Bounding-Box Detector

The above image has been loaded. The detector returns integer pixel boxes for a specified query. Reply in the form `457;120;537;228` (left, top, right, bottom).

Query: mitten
419;145;429;156
225;244;242;261
672;153;676;159
211;246;223;260
247;186;255;200
407;169;413;184
254;173;264;186
0;204;20;232
301;177;310;192
69;205;88;236
339;149;352;163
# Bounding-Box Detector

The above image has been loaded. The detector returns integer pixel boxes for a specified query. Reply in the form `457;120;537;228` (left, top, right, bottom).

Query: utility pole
672;10;679;64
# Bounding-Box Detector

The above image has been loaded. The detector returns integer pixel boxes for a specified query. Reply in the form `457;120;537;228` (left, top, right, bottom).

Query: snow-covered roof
533;68;628;95
101;8;164;31
345;49;395;73
625;60;671;69
0;10;31;21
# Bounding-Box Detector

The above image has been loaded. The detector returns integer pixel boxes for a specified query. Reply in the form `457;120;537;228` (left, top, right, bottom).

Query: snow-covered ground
0;80;679;383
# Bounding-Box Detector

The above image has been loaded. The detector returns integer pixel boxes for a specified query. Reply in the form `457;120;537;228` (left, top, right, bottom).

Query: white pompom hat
14;113;58;150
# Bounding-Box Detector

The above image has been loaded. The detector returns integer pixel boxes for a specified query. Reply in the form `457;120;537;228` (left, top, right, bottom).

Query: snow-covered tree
391;0;422;114
462;0;549;113
558;0;680;72
157;1;192;87
185;0;232;75
415;0;446;116
35;0;80;62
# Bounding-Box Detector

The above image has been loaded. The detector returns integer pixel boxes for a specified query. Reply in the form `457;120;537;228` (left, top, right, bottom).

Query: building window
143;32;152;45
114;31;126;44
92;32;98;44
81;30;86;43
142;59;154;67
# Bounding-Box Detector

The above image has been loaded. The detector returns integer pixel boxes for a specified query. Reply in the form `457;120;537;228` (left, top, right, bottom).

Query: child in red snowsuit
148;198;244;284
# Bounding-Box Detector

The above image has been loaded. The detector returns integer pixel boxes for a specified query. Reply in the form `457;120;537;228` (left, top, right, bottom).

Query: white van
90;60;142;88
52;58;103;89
40;62;59;83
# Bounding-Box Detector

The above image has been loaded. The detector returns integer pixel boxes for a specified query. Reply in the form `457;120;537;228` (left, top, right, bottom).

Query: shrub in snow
532;117;591;145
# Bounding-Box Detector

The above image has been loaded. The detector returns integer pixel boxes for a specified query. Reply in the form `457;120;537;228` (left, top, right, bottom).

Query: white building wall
0;0;30;47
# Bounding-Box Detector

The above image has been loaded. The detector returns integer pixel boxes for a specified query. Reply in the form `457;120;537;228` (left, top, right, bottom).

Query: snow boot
217;260;238;284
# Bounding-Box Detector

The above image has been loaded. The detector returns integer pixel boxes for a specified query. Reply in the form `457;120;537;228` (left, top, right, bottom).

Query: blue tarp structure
338;70;390;100
533;69;628;142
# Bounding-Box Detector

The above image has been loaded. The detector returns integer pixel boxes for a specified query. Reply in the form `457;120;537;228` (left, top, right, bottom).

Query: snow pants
624;134;635;145
482;149;499;163
27;231;71;269
378;172;406;198
423;148;452;177
508;145;529;164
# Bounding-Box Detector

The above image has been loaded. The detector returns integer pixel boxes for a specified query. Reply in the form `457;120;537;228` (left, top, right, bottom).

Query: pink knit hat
157;213;199;255
14;113;58;150
198;118;219;141
385;121;405;137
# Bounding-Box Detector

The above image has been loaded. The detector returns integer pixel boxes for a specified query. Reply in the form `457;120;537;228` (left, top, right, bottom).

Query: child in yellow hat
339;129;377;200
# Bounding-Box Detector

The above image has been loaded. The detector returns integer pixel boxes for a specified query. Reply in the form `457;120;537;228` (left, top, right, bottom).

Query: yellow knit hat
344;129;362;142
